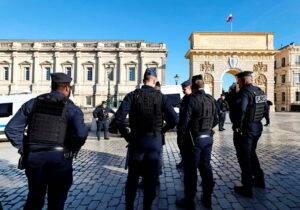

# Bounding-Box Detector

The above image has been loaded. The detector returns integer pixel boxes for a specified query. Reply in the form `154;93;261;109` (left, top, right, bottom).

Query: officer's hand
18;148;23;155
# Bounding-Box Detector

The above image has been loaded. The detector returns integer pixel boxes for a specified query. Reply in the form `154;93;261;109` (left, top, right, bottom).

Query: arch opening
222;69;239;94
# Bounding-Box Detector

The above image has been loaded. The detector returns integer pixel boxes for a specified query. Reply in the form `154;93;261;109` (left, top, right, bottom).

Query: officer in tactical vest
177;75;218;209
176;80;192;169
233;71;267;198
5;73;88;210
216;94;229;131
93;101;115;140
115;68;178;210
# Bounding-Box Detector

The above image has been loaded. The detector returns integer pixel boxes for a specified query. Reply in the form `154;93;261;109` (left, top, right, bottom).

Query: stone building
185;32;277;104
0;40;167;107
274;42;300;111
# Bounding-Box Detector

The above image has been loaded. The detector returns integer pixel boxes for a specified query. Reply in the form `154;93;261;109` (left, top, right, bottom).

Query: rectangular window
274;93;277;102
86;96;93;106
4;67;9;80
294;73;300;83
274;61;277;69
66;67;72;77
282;92;285;103
281;75;286;83
45;67;51;81
0;103;13;117
24;67;30;81
295;56;300;66
129;67;135;81
274;76;277;84
87;67;93;81
296;92;300;101
282;57;286;67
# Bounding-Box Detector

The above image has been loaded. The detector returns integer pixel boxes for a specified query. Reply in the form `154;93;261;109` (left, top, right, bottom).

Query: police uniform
5;73;88;210
216;94;229;131
177;75;218;209
93;101;115;140
115;68;178;210
176;80;191;169
233;71;267;198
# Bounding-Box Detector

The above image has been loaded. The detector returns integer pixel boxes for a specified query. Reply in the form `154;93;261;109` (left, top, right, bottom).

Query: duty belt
28;146;64;153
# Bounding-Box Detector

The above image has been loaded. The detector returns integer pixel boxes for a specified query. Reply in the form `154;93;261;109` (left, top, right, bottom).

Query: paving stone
0;113;300;209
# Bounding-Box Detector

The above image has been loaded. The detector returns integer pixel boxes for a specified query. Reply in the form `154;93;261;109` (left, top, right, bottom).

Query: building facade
275;42;300;111
0;40;167;107
185;32;277;105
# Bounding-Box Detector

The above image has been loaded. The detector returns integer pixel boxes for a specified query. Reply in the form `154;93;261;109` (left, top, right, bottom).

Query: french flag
226;14;233;22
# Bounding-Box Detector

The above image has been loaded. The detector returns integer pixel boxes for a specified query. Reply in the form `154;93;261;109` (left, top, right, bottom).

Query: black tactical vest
97;108;108;121
129;89;163;135
27;94;70;145
189;93;216;132
243;86;267;122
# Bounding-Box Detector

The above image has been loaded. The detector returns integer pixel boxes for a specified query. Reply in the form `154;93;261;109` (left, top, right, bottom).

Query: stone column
118;52;125;84
31;52;39;93
75;52;81;84
161;57;166;85
139;52;144;86
54;52;59;73
11;52;17;85
32;52;38;84
96;52;102;84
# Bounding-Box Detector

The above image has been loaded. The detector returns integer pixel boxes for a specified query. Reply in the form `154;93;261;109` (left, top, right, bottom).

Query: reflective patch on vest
255;95;267;103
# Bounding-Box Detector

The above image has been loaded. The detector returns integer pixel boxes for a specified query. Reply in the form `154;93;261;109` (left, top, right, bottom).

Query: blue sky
0;0;299;91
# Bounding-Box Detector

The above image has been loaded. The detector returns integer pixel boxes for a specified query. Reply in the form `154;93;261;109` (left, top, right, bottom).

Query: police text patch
255;95;267;103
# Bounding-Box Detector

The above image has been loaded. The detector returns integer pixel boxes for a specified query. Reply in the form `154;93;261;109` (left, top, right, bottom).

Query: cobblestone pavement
1;113;300;210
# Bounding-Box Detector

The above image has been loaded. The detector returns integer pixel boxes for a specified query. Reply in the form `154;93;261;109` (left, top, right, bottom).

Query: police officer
5;73;88;210
216;94;229;131
115;68;177;210
93;101;115;140
177;75;218;209
233;71;266;198
176;80;192;169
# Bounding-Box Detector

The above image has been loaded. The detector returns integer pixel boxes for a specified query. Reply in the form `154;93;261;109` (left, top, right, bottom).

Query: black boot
253;178;266;189
176;160;183;169
125;203;134;210
176;198;195;210
201;194;212;209
234;186;253;198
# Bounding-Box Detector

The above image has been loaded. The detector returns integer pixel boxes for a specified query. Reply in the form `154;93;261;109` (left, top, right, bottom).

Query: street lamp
174;74;179;85
106;66;113;107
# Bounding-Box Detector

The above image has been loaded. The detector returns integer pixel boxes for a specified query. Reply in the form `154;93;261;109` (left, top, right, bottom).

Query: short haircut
51;82;70;91
143;74;154;83
192;80;205;89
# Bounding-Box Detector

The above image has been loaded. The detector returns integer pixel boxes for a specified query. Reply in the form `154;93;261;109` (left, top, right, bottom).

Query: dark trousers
264;114;270;125
24;151;73;210
182;137;215;201
125;149;160;209
96;120;109;139
218;112;226;129
233;132;264;188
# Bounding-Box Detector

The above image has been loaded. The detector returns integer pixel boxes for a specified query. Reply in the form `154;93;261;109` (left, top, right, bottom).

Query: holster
17;154;26;170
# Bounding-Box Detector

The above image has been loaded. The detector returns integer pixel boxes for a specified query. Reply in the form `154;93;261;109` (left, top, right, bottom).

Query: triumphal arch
185;32;277;102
